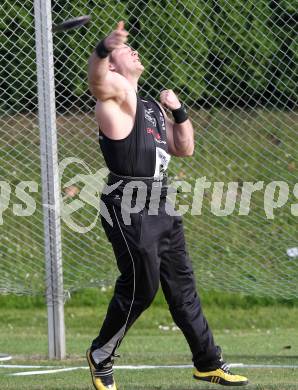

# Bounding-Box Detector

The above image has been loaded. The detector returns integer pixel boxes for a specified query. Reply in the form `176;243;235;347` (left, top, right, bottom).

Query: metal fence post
34;0;66;359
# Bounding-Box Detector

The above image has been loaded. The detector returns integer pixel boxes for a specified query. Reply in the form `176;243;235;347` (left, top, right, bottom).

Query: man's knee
167;290;199;311
135;282;159;310
162;274;197;306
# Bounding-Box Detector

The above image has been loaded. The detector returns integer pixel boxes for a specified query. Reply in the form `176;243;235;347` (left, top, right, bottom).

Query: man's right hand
103;21;129;52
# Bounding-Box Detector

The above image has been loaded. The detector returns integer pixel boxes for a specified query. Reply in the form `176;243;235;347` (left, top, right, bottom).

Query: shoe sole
194;374;248;386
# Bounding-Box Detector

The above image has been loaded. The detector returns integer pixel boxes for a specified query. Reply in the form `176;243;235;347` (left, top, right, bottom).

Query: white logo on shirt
154;147;171;180
145;109;157;127
159;112;166;132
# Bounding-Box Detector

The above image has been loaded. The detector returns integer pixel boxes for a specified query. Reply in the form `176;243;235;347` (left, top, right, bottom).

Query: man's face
109;44;144;76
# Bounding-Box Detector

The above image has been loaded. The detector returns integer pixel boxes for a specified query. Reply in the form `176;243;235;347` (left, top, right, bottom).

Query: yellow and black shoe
86;349;117;390
194;361;248;386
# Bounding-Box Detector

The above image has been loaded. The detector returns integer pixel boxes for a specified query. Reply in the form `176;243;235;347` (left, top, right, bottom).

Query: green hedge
1;0;297;113
1;2;37;113
1;288;298;308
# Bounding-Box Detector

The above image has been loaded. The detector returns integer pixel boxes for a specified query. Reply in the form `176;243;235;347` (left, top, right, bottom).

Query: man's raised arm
88;21;128;101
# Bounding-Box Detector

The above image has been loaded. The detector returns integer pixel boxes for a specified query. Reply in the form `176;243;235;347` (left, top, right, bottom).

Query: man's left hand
160;90;181;110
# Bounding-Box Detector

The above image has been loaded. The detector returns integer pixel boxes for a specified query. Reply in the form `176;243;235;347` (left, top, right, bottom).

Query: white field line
10;367;83;376
0;356;12;362
3;363;298;376
0;364;57;369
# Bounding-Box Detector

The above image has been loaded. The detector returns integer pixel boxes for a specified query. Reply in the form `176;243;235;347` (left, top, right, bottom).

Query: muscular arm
88;53;124;101
159;90;195;157
88;22;128;102
165;114;195;157
167;118;194;157
88;21;138;141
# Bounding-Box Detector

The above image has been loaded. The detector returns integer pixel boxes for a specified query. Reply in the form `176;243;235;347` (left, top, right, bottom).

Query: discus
53;15;91;33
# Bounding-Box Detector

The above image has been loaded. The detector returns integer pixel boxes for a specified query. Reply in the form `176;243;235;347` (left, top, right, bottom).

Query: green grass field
0;109;297;388
0;108;297;298
1;290;298;389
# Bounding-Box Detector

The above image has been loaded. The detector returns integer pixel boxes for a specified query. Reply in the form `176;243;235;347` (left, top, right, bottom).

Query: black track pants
91;197;221;369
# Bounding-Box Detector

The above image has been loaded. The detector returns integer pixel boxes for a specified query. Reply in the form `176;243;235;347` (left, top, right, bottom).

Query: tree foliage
2;0;297;113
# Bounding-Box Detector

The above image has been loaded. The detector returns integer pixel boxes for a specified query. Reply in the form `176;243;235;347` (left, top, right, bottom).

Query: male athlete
86;21;248;390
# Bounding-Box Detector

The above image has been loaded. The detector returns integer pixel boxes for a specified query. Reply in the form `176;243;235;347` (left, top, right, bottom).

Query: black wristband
95;39;110;59
171;104;188;124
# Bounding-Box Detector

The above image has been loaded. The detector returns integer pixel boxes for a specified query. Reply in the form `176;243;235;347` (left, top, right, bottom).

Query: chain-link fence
1;0;298;302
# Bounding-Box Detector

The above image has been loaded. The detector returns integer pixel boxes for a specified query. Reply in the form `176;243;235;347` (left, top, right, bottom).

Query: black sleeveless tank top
98;95;171;180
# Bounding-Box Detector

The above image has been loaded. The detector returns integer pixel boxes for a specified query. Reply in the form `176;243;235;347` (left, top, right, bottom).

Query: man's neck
125;75;139;92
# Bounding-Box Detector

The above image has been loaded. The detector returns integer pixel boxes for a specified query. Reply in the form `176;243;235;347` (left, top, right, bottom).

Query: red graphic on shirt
147;127;161;140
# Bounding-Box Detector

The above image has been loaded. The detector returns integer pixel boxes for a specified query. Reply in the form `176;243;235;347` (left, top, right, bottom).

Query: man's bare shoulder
106;70;129;87
95;87;137;140
95;98;120;115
